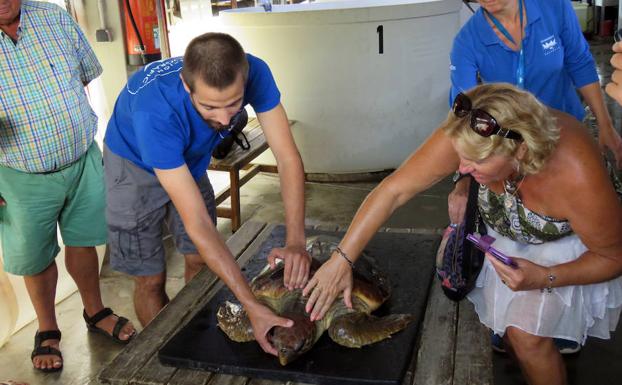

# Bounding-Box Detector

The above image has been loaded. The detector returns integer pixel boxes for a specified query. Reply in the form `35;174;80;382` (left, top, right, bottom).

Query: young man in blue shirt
104;33;309;355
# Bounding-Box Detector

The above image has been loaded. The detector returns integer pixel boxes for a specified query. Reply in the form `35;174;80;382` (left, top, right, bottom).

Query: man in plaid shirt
0;0;135;372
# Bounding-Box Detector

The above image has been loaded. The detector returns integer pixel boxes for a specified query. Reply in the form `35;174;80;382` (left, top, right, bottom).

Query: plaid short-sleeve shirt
0;1;102;173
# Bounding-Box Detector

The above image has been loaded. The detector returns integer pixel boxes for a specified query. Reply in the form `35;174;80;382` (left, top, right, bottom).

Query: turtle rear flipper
217;301;255;342
328;312;414;348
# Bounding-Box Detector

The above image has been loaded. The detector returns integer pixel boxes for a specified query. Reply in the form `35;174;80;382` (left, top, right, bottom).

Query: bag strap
232;131;250;150
463;175;483;234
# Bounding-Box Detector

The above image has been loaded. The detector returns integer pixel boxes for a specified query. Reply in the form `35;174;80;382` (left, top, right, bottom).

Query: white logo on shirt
541;36;559;55
127;58;183;95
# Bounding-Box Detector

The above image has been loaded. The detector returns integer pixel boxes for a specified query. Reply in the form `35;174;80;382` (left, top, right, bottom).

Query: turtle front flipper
217;301;255;342
328;312;414;348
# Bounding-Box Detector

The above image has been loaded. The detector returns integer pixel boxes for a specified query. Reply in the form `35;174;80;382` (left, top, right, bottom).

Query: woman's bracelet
334;246;354;268
542;270;556;293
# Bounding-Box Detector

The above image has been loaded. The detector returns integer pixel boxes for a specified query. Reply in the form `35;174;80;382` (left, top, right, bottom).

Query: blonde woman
303;84;622;385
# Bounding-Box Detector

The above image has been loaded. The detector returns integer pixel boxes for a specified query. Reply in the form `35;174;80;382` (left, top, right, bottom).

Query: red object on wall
122;0;163;65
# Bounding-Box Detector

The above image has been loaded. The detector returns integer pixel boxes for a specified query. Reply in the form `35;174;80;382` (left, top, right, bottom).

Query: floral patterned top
478;161;622;245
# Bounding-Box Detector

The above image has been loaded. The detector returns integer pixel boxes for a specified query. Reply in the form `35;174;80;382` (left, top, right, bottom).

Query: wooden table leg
229;168;241;232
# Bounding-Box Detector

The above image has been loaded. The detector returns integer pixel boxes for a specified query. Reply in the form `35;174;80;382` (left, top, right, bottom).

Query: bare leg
65;246;135;340
23;262;61;371
134;272;169;327
505;326;567;385
184;253;205;283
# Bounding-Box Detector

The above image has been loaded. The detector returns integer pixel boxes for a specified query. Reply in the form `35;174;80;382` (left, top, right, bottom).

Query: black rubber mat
159;225;439;385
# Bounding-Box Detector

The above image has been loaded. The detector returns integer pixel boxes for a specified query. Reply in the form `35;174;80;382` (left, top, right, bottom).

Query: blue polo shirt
449;0;597;121
105;54;280;180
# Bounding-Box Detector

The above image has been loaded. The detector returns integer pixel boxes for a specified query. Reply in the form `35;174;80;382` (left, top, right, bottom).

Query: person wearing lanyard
449;0;622;167
485;0;525;89
447;0;622;354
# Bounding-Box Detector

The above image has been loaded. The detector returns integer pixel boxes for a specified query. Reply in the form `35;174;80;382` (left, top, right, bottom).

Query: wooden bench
209;118;290;232
412;271;493;385
97;221;493;385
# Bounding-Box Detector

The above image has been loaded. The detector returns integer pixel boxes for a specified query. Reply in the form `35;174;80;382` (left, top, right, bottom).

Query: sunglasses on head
452;93;523;141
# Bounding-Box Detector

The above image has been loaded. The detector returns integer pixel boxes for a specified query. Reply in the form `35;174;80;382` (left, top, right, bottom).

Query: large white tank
219;0;462;174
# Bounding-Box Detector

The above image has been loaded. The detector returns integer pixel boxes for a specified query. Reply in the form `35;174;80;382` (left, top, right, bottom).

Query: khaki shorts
0;144;107;275
103;145;216;276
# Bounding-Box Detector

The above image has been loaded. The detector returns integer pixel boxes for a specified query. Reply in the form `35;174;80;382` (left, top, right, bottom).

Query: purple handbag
435;175;486;301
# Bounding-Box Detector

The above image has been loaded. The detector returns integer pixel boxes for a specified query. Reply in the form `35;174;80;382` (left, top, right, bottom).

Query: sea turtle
216;235;414;365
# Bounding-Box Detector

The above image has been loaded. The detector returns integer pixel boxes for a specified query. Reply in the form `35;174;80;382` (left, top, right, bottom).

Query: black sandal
83;307;135;344
31;330;63;373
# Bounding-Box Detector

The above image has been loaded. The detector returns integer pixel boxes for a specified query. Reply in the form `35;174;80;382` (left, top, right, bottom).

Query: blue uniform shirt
105;54;280;180
449;0;597;121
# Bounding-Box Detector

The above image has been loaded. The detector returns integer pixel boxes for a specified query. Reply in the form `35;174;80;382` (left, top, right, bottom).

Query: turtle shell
217;235;413;366
250;235;391;313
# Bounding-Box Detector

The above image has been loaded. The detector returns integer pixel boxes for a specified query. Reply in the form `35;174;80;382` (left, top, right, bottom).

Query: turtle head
270;314;316;365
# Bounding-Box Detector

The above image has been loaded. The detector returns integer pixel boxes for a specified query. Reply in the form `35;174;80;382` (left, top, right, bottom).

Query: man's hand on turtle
267;244;311;290
303;254;353;321
245;302;293;356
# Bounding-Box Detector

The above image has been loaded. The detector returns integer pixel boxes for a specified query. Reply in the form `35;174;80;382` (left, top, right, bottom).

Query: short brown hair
443;83;560;175
181;32;249;92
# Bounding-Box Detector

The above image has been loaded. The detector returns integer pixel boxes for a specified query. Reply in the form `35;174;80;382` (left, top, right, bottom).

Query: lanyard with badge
484;0;525;89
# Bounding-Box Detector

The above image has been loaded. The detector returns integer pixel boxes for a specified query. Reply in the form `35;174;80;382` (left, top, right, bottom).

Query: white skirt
467;226;622;344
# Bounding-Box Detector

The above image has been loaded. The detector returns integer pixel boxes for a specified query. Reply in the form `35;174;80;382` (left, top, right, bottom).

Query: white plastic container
219;0;462;174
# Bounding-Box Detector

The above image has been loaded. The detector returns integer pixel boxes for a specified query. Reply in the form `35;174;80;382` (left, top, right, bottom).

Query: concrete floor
1;37;621;385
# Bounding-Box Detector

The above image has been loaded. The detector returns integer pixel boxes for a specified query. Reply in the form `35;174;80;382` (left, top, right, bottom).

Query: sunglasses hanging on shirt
212;109;250;160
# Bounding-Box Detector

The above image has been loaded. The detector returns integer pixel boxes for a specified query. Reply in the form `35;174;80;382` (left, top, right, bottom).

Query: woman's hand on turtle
267;244;312;290
245;302;293;356
302;254;353;321
486;253;549;291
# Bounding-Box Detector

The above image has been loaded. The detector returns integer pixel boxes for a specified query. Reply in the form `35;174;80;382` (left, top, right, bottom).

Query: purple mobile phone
466;234;518;269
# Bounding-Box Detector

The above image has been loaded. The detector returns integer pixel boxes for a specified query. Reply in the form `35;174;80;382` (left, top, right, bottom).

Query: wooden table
98;221;492;385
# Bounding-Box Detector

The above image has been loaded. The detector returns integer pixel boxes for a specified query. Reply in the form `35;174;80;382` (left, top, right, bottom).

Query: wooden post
229;168;241;231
